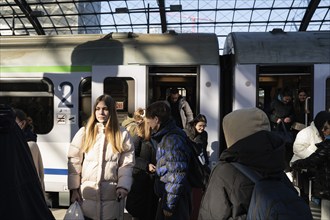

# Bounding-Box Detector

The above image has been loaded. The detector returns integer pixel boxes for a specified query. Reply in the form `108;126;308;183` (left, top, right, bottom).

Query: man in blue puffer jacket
146;101;192;220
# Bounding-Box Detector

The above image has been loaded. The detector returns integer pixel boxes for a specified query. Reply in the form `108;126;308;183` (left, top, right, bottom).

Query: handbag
274;121;294;145
64;201;85;220
273;121;294;171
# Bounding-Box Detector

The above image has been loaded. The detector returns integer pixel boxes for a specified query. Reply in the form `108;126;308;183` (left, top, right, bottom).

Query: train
1;30;329;206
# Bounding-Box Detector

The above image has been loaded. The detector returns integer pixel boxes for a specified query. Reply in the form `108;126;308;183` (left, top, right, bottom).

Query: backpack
166;131;210;189
231;162;313;220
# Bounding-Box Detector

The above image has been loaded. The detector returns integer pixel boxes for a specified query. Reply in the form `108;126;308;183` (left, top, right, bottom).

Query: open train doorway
148;66;198;115
257;65;313;126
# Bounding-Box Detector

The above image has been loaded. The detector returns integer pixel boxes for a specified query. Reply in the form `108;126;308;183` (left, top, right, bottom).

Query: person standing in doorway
292;88;310;134
165;88;194;129
269;87;295;131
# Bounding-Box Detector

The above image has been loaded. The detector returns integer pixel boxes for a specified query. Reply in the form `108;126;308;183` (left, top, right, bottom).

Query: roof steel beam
157;0;167;33
14;0;45;35
299;0;320;31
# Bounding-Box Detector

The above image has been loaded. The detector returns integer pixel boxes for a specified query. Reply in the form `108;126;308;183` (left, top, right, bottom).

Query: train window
326;78;330;112
78;77;135;126
79;77;91;127
104;77;135;123
0;78;54;134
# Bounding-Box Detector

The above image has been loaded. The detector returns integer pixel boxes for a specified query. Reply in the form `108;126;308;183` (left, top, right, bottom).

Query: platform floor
50;208;133;220
51;203;322;220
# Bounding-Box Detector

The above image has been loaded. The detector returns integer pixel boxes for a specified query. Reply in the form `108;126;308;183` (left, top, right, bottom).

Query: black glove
291;160;303;171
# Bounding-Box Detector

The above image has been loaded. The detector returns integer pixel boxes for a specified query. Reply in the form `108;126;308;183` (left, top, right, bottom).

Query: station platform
50;208;133;220
51;202;322;220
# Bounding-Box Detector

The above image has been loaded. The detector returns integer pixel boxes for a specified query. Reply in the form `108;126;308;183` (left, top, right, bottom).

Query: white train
1;30;329;206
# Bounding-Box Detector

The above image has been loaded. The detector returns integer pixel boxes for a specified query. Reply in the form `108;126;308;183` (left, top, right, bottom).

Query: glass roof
1;0;329;54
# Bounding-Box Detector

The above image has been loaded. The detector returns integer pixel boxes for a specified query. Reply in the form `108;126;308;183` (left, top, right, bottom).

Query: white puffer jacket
291;121;322;163
28;141;45;194
68;123;134;220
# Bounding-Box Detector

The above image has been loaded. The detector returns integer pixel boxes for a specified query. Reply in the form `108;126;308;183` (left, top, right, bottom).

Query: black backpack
231;162;313;220
166;131;210;189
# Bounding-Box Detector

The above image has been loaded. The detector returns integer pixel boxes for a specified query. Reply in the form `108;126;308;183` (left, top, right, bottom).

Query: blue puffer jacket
151;119;191;212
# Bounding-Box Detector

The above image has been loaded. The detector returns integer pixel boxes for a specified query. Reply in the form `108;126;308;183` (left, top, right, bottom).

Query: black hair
191;114;207;126
170;88;179;95
297;88;308;95
314;111;330;138
146;101;171;123
281;86;293;98
14;108;27;122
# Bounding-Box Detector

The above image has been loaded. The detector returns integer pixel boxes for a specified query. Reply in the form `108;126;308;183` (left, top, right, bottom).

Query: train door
148;66;197;112
78;66;147;126
148;65;220;166
258;65;313;126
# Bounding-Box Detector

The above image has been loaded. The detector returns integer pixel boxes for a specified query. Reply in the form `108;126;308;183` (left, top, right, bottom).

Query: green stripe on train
0;66;92;72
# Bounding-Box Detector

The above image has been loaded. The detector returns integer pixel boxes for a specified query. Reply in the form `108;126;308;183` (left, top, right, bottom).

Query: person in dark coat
126;108;158;220
269;87;295;131
184;114;209;166
14;108;46;196
146;101;192;220
269;87;295;171
198;107;297;220
165;87;194;129
184;114;209;220
0;104;54;220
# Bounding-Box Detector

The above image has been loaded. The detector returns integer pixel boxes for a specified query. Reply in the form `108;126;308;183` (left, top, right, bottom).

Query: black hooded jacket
199;130;293;220
0;105;54;220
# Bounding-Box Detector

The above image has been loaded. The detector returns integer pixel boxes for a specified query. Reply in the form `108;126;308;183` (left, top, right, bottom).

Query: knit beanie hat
314;111;330;130
223;107;271;148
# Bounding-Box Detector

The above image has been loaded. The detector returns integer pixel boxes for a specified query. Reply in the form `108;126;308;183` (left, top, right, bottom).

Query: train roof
223;30;330;64
0;32;219;67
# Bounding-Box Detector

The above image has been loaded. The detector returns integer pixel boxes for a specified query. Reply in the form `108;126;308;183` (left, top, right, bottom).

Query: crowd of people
66;89;208;220
5;85;330;220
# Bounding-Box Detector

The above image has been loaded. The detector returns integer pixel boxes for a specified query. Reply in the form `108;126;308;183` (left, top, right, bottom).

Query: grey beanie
223;107;271;148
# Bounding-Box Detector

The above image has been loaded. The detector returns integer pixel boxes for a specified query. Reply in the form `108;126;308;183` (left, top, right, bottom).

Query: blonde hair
82;94;123;153
133;108;151;140
133;108;145;123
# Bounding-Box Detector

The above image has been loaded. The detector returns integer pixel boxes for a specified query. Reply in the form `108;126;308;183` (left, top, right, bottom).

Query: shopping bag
273;121;294;145
273;121;294;171
64;201;85;220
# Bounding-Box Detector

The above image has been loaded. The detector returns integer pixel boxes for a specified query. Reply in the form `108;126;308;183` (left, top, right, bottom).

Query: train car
1;30;329;206
0;32;221;206
222;29;330;123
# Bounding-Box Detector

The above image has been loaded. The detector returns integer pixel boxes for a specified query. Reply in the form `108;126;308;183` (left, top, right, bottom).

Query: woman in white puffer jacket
68;94;135;220
290;110;330;203
291;111;330;162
